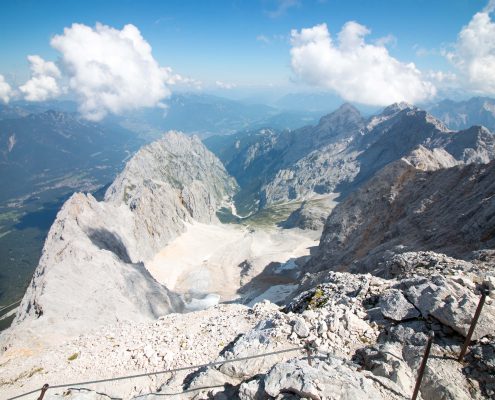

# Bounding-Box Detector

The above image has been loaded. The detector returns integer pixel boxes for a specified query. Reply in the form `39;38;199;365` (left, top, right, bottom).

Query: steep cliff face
105;131;237;260
204;103;365;212
310;150;495;276
4;131;237;346
11;193;182;342
265;104;495;205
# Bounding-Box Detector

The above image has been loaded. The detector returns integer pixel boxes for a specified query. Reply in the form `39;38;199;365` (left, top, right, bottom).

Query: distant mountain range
427;96;495;132
1;94;494;210
113;93;321;139
205;101;495;215
0;110;142;204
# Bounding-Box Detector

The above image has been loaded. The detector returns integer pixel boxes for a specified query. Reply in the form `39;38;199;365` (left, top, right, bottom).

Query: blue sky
0;0;493;115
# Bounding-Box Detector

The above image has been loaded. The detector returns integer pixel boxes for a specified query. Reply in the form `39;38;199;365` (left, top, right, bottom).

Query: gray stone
238;378;266;400
356;343;414;393
387;324;428;346
430;291;495;340
419;364;472;400
264;358;386;400
404;277;495;340
379;289;420;321
293;317;310;338
282;200;335;231
218;320;295;379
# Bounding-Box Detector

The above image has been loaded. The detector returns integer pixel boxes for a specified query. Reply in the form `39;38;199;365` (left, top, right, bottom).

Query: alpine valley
1;96;495;400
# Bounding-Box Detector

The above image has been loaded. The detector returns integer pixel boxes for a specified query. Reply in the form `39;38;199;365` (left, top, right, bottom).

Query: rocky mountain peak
381;101;415;116
316;102;364;132
105;130;237;207
367;103;450;137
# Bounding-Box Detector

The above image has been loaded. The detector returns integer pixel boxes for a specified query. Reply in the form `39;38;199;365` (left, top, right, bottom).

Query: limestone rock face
311;156;495;275
281;197;337;231
105;131;237;260
401;276;495;340
262;104;494;207
4;131;237;346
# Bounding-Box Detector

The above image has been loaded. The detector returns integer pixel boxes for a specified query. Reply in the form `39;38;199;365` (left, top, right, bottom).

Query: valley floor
145;222;320;309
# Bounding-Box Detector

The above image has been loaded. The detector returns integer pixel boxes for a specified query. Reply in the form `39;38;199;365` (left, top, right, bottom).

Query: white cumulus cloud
290;22;436;106
0;75;13;103
445;4;495;95
50;23;174;121
164;67;202;89
19;55;62;102
215;80;237;89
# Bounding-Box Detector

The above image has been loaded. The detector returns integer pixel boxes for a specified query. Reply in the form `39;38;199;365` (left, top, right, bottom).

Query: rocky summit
1;102;495;400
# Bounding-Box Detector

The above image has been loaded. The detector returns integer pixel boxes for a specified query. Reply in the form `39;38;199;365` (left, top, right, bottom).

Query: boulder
293;317;310;338
379;289;420;321
355;343;415;393
264;358;386;400
238;378;267;400
218;319;296;379
403;276;495;340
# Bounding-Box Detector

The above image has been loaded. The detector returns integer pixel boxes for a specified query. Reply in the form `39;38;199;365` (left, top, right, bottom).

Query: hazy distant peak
427;96;495;132
380;101;415;116
424;113;451;132
317;102;364;129
25;109;81;125
335;102;361;114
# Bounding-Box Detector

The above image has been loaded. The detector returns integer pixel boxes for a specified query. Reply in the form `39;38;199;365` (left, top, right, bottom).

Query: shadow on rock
86;228;133;264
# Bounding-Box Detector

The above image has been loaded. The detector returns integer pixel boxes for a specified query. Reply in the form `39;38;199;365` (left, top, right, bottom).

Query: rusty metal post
305;341;312;366
411;331;434;400
458;287;489;362
37;384;49;400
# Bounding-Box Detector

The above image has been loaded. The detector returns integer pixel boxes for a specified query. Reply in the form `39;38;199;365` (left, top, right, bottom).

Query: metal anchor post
37;384;49;400
458;287;489;362
411;331;434;400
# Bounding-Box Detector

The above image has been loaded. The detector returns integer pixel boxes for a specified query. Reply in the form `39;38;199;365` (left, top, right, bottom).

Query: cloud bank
49;23;174;121
19;55;62;101
0;75;13;103
290;22;436;106
445;4;495;95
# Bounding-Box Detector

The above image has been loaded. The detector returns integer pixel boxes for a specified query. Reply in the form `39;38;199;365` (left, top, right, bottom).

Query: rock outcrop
310;153;495;276
1;132;237;348
105;131;237;260
281;196;337;231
